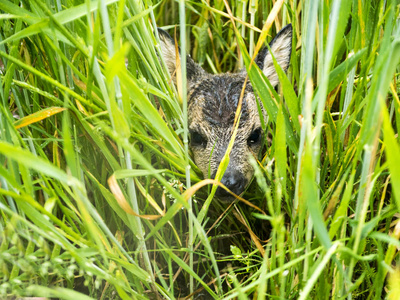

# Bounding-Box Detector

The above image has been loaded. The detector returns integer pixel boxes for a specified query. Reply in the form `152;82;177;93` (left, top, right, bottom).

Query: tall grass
0;0;399;299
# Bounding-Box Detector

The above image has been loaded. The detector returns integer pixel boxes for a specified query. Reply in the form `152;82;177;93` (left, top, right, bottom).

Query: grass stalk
178;0;195;296
0;0;399;298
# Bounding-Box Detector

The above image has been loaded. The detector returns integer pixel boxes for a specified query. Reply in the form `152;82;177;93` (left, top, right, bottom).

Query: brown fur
159;25;292;200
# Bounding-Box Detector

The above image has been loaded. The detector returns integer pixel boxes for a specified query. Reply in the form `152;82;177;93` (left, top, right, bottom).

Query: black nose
215;172;247;200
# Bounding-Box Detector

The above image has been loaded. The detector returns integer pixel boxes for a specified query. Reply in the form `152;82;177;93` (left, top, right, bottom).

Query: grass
0;0;400;299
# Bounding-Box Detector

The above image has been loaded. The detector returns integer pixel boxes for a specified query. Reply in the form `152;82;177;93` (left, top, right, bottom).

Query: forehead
188;75;255;127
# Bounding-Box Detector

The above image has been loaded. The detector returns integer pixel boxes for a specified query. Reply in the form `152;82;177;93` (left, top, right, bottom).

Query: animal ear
255;24;292;87
157;28;205;87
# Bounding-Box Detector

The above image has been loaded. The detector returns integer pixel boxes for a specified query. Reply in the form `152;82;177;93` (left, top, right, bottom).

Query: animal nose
215;172;247;200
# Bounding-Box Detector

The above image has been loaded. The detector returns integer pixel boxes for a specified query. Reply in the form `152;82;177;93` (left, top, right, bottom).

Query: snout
215;171;248;201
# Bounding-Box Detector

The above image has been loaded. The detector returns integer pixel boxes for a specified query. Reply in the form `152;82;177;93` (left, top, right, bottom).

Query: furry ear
158;28;178;79
157;28;205;87
255;24;292;87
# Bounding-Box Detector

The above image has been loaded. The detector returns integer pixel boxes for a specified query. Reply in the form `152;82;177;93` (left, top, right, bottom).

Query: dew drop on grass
11;279;22;285
27;254;37;261
67;268;74;279
54;257;63;264
95;279;101;289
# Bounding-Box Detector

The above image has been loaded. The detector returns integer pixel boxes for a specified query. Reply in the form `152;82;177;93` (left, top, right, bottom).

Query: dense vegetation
0;0;400;299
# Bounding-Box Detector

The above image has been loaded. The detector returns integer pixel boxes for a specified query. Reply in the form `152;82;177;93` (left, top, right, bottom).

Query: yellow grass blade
14;107;66;129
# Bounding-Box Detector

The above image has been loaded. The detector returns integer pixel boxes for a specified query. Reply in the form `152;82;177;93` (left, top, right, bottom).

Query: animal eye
247;128;262;146
190;131;207;147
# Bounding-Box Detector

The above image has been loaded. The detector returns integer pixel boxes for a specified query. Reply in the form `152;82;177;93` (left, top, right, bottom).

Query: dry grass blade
14;107;66;129
0;0;399;299
108;175;162;220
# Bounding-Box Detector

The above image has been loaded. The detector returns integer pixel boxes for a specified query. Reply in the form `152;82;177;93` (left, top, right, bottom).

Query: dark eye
247;128;262;146
190;131;207;147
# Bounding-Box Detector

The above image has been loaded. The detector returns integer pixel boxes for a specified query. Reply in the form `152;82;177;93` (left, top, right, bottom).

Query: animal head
159;25;292;201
